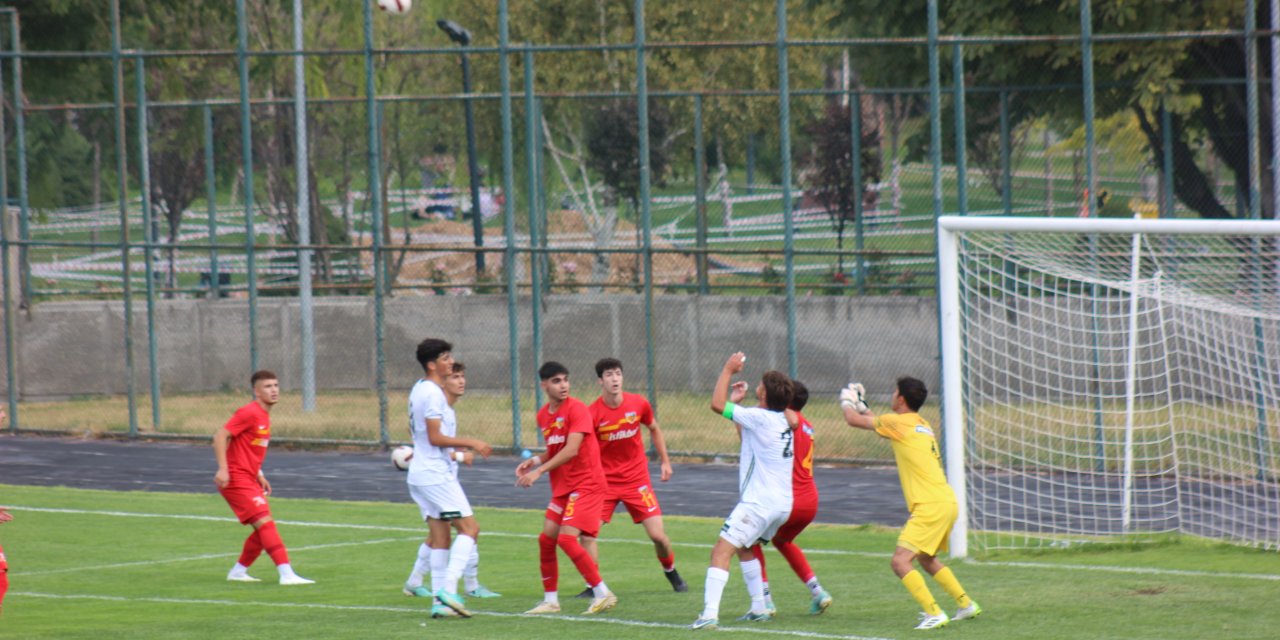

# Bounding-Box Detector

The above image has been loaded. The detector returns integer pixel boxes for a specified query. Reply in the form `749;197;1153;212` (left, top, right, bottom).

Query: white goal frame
938;215;1280;558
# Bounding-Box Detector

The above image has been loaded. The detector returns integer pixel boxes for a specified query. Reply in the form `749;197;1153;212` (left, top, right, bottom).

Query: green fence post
8;13;28;314
1000;90;1012;215
499;0;522;450
776;0;797;378
635;0;658;402
136;55;161;432
524;49;543;413
204;104;220;299
851;89;864;292
695;94;708;295
111;0;139;437
953;45;968;216
236;0;259;372
0;21;14;432
1081;0;1096;217
1160;104;1173;218
928;0;943;220
362;0;388;444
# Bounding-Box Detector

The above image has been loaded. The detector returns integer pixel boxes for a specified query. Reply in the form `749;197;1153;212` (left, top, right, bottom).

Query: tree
817;0;1272;220
800;100;882;273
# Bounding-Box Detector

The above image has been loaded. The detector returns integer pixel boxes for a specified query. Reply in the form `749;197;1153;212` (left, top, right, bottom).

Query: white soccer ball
391;445;414;470
377;0;412;15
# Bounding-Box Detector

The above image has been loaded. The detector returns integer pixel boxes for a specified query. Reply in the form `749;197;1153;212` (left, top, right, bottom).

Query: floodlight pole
439;19;486;275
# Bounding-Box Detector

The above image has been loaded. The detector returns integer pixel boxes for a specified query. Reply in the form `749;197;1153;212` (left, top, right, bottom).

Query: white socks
442;534;476;595
429;547;449;593
407;542;432;588
591;580;611;599
806;576;825;597
463;545;481;591
701;566;730;620
740;558;766;613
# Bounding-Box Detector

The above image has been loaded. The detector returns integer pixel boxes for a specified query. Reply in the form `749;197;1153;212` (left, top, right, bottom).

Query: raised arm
710;352;746;415
840;382;878;431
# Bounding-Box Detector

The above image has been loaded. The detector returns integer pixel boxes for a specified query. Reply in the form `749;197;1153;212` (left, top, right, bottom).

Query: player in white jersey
691;352;795;631
404;338;492;619
402;361;502;608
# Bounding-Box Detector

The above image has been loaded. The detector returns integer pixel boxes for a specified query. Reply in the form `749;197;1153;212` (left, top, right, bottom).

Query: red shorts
773;492;818;544
601;481;663;524
545;489;604;538
220;482;272;524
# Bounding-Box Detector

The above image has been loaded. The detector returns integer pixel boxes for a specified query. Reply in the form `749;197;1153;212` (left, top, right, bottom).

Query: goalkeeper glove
839;382;868;413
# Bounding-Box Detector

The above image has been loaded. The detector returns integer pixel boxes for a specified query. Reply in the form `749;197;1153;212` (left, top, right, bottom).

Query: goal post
938;216;1280;558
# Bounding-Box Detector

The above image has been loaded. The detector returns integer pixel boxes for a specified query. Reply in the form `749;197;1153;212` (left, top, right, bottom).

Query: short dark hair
595;357;623;378
761;370;794;412
250;370;277;386
450;361;465;374
788;380;809;412
539;361;569;381
416;338;453;370
897;376;928;411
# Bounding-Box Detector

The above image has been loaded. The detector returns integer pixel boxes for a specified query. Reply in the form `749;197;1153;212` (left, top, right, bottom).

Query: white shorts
408;480;473;521
719;501;790;548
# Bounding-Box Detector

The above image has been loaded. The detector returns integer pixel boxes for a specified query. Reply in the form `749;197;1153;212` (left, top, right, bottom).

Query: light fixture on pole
437;19;486;274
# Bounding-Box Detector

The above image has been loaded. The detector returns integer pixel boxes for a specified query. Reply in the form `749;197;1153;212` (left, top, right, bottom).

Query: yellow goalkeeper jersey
874;412;956;510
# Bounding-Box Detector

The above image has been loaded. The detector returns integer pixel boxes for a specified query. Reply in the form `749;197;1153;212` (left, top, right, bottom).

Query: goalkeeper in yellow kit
839;376;981;631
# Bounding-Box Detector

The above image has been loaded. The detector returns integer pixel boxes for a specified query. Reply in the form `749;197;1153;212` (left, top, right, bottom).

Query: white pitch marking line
8;505;1280;582
17;537;420;577
12;592;897;640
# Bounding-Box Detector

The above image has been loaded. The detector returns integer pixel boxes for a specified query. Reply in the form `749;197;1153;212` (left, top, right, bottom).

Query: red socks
557;533;601;587
538;533;559;592
238;529;264;567
657;552;676;571
776;540;816;584
256;521;290;566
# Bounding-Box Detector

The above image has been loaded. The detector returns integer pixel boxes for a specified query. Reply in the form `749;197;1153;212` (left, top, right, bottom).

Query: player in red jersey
748;381;833;616
582;357;686;593
213;370;314;586
515;361;618;616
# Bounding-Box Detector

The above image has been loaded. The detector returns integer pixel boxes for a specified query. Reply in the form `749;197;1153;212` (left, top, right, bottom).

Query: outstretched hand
723;352;746;374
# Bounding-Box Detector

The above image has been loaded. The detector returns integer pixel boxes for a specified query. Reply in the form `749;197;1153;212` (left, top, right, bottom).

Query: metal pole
294;0;315;412
9;13;28;312
851;89;864;289
1247;0;1261;221
136;56;160;433
110;0;139;437
953;45;968;216
1000;90;1012;215
928;0;943;220
236;0;259;371
0;26;15;431
499;0;522;450
635;0;658;402
1160;104;1174;218
1081;0;1097;217
694;94;708;294
776;0;797;379
363;0;388;444
1272;0;1279;220
461;50;486;274
204;104;220;299
524;49;542;409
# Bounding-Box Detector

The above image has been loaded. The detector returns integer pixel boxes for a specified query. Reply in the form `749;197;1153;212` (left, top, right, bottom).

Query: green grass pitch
2;483;1278;639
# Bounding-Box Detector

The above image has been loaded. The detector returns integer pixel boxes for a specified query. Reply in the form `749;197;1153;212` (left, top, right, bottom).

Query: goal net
938;216;1280;557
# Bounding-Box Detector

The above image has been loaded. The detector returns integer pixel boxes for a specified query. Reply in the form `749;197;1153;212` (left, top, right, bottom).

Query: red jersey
792;411;818;503
223;401;271;483
538;396;606;497
588;392;655;488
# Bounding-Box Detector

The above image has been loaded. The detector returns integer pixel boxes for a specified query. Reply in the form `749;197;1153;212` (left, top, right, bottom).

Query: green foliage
17;116;110;210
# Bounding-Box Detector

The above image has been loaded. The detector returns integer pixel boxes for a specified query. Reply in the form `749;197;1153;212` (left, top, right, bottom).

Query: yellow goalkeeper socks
901;570;942;616
932;567;972;608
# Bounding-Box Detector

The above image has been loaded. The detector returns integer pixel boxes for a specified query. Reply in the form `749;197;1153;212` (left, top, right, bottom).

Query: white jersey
407;378;457;486
728;404;794;513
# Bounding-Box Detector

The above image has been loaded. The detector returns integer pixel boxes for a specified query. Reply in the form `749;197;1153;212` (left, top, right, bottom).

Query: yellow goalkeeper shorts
897;501;958;557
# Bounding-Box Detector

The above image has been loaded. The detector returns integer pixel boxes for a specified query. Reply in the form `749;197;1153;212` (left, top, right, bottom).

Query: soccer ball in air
377;0;412;15
391;445;413;471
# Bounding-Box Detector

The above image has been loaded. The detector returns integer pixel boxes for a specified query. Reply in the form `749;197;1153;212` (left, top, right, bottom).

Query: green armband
722;402;738;420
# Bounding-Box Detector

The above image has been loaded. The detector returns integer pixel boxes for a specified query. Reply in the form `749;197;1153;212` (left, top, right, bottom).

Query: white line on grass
17;537;420;577
13;592;896;640
10;505;1280;582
